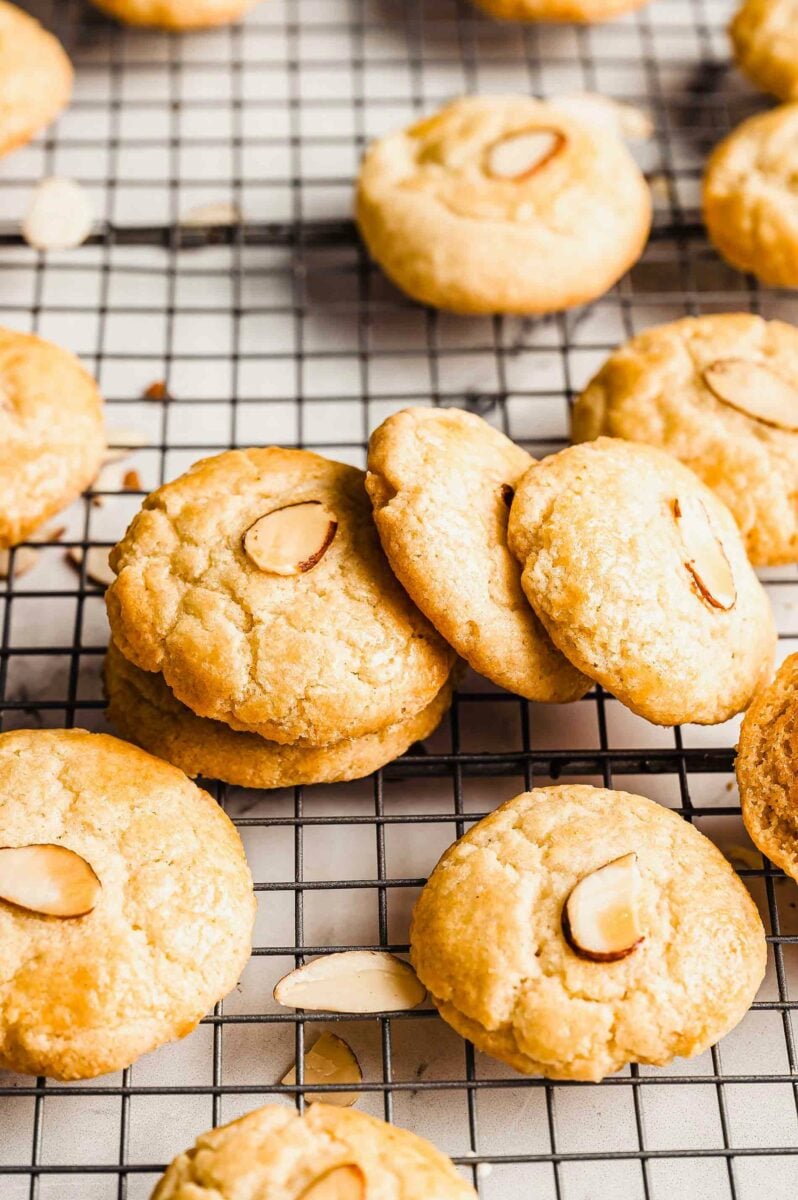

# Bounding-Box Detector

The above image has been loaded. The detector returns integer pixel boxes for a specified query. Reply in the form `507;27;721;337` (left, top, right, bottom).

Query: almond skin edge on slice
0;844;101;918
672;496;736;611
243;501;337;576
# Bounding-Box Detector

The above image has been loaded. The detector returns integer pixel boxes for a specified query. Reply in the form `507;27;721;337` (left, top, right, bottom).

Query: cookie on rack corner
737;653;798;883
0;728;255;1080
106;447;455;747
89;0;261;29
104;639;455;789
366;405;590;701
0;2;72;159
355;95;651;314
152;1103;477;1200
730;0;798;102
507;437;776;726
703;103;798;287
410;784;766;1081
0;326;105;549
470;0;650;20
572;313;798;565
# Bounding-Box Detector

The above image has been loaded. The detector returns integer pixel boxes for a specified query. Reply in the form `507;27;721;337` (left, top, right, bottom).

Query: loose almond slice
703;358;798;432
282;1032;362;1106
68;547;115;588
299;1165;366;1200
485;128;565;181
672;495;736;611
0;545;39;579
103;428;149;464
562;853;644;963
274;951;426;1013
243;502;337;576
22;177;95;251
0;844;101;918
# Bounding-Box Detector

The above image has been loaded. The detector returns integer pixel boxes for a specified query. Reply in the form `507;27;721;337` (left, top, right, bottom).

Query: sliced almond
299;1165;365;1200
142;380;171;402
67;547;115;588
484;128;565;181
672;495;736;611
703;358;798;432
274;951;426;1013
122;468;143;491
0;844;101;918
0;545;39;579
22;177;95;251
243;502;337;576
180;200;242;227
562;852;644;963
103;427;149;464
282;1032;362;1106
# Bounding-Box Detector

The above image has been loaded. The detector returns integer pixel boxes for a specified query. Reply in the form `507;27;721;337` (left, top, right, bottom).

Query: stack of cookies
103;447;456;789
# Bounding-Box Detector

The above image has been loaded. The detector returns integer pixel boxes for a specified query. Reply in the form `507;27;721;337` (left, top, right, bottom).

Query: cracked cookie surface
0;729;254;1080
366;406;589;700
410;785;766;1081
703;103;798;287
572;314;798;565
730;0;798;102
153;1102;477;1200
89;0;260;28
104;640;454;789
737;653;798;882
106;448;454;746
0;1;72;159
355;95;651;314
0;326;105;548
507;438;776;726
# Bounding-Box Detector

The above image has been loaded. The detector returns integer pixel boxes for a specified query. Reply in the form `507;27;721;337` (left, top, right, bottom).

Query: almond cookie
0;728;254;1080
410;785;766;1081
507;438;776;726
572;314;798;565
106;448;454;747
89;0;260;29
471;0;649;19
153;1103;476;1200
366;406;589;701
0;2;72;159
0;327;105;549
104;640;454;789
730;0;798;102
703;103;798;287
355;95;651;315
737;653;798;882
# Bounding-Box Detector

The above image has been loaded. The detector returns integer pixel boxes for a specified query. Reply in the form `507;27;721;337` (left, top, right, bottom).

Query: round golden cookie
153;1103;476;1200
0;728;255;1080
103;640;454;789
355;95;652;315
730;0;798;102
89;0;260;29
0;2;72;159
572;314;798;566
737;653;798;882
0;327;105;549
410;784;766;1081
106;448;454;747
703;103;798;287
366;406;589;701
507;438;776;726
471;0;649;20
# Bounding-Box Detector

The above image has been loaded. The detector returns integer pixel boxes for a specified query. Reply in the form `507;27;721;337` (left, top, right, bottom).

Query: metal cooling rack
0;0;797;1197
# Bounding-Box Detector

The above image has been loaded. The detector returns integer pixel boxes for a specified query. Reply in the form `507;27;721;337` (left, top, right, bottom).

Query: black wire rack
0;0;797;1197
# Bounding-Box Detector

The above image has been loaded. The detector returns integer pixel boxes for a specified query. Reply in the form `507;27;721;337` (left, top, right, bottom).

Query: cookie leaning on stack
104;447;455;787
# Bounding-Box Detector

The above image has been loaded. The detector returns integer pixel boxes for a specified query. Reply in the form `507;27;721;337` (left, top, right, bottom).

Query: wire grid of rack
0;0;797;1196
